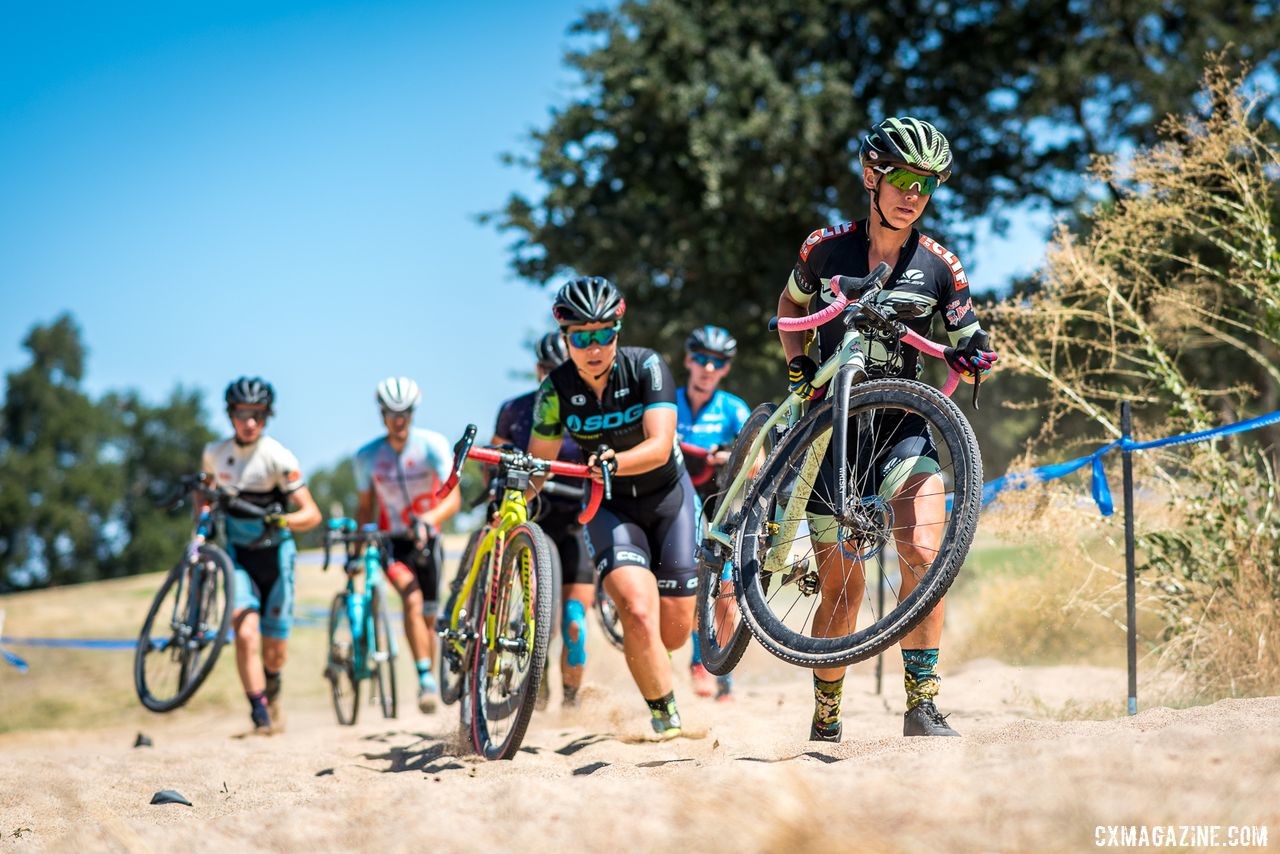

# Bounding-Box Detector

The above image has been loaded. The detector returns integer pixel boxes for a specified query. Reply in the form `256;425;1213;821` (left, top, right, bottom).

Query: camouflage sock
902;648;940;710
812;674;844;730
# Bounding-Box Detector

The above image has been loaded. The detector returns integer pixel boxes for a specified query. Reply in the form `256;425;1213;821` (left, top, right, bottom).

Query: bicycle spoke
735;386;979;666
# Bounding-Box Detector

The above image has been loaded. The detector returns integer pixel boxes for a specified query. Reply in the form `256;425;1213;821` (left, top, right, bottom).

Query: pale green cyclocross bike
695;262;985;673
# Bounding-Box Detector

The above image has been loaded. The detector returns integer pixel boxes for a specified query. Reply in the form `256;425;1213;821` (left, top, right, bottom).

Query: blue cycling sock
562;600;588;667
415;658;432;687
690;630;703;666
247;691;270;726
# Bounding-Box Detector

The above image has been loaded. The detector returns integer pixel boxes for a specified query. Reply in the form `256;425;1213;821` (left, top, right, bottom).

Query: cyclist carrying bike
528;277;698;738
776;117;997;741
202;377;321;735
354;377;461;714
491;332;594;707
676;324;749;702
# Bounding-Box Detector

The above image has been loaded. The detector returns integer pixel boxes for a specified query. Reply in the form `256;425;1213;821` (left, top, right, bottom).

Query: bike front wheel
134;544;234;713
470;522;553;760
370;585;397;719
327;592;359;725
735;379;982;669
439;529;484;707
697;402;778;675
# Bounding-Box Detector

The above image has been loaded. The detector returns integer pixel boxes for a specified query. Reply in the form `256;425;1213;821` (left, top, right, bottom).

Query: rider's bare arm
601;405;677;480
284;484;322;532
526;434;566;498
421;484;461;530
777;278;814;362
355;489;376;527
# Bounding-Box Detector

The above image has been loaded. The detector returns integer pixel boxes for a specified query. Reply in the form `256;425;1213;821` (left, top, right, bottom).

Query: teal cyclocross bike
322;519;399;724
695;262;985;673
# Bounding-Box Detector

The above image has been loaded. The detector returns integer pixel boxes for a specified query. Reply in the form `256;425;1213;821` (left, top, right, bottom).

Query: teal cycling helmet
685;325;738;358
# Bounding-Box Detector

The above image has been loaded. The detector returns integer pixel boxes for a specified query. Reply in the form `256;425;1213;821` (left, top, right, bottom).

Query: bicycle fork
760;362;862;586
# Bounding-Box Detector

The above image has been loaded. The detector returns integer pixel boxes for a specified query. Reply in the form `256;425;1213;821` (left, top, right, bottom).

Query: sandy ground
3;544;1277;852
3;639;1278;852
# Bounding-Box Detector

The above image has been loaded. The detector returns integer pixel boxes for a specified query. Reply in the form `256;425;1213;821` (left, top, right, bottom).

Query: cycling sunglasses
567;323;621;349
381;408;414;421
690;352;729;370
876;165;940;196
230;407;269;422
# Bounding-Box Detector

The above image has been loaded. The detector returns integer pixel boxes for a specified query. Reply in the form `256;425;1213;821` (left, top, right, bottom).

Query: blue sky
1;1;1049;472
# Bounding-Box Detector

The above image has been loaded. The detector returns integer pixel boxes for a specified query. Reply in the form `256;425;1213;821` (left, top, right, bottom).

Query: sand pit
3;643;1277;852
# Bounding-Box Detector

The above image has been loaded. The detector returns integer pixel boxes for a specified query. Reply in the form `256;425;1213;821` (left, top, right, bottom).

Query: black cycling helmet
552;276;626;327
534;331;569;368
224;376;275;414
685;325;738;358
859;116;953;181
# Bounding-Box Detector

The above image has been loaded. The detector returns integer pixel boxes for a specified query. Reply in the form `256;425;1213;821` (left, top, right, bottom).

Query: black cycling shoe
809;720;842;743
903;700;960;737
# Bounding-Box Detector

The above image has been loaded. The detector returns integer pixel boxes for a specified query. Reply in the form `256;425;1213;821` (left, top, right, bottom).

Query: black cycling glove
787;355;825;401
945;330;998;379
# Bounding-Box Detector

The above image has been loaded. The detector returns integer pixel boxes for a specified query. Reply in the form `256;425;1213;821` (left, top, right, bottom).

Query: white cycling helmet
376;377;421;413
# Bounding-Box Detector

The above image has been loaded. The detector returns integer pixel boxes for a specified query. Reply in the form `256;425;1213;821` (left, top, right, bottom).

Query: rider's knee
234;612;259;642
401;585;424;610
562;599;588;666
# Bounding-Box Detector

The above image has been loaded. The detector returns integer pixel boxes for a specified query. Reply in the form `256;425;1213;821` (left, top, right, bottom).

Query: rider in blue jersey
676;325;749;702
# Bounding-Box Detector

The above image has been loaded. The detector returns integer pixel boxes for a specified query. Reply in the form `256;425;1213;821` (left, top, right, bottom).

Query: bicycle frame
704;264;964;558
166;477;272;653
434;425;604;671
324;520;398;678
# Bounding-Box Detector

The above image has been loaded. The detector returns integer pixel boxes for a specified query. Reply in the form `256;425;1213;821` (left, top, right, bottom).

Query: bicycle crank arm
495;637;528;654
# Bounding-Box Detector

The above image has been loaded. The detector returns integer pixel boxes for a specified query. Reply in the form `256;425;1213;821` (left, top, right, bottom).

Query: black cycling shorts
584;471;699;597
804;411;941;542
538;502;594;587
388;535;443;612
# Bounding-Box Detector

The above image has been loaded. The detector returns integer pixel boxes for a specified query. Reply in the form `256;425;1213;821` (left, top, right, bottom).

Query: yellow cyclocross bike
432;425;605;760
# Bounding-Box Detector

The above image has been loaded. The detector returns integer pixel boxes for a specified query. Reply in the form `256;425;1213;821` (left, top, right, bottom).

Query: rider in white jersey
203;377;321;735
354;377;460;713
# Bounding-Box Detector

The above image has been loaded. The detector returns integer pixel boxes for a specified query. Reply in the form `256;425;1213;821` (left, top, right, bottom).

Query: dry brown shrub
982;59;1280;700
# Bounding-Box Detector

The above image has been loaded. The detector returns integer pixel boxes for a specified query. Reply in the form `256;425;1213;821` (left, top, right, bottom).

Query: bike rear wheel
735;380;982;668
439;529;484;706
327;592;360;725
697;402;777;675
370;585;397;719
470;523;553;760
134;544;234;713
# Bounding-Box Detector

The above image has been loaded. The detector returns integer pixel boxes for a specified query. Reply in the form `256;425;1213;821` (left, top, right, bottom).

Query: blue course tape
1;646;29;673
1;636;140;650
983;409;1280;517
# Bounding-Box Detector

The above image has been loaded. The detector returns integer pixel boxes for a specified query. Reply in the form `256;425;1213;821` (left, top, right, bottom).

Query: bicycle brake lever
972;369;982;410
